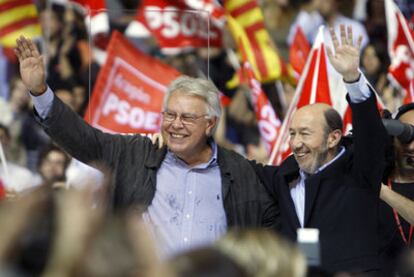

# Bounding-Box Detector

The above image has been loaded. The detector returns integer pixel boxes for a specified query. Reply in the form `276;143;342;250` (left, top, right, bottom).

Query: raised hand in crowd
14;36;47;95
327;24;363;82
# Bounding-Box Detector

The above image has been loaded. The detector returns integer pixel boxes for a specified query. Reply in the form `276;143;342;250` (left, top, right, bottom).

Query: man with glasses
154;24;387;273
14;37;279;256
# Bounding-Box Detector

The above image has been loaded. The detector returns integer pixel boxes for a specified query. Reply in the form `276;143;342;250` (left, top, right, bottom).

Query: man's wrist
30;84;47;96
343;72;361;83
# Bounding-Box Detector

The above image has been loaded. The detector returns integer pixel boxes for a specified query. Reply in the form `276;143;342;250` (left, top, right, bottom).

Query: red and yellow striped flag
0;0;41;48
225;0;282;83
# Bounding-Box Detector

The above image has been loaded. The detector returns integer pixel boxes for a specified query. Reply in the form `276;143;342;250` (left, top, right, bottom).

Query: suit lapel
282;180;302;229
303;174;321;226
281;163;302;229
303;147;348;226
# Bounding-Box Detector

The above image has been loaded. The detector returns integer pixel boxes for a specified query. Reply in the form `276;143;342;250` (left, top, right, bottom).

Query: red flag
183;0;225;26
219;92;232;107
225;0;284;82
72;0;106;16
242;62;281;154
269;27;332;165
236;34;282;153
85;31;181;134
125;0;222;54
386;0;414;102
289;26;311;80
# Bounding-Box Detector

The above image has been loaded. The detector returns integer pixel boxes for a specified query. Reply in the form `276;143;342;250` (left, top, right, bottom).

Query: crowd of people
1;0;414;276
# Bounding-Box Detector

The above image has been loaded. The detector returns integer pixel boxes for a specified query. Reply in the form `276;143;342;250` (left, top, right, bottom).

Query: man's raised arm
14;36;146;168
327;25;387;190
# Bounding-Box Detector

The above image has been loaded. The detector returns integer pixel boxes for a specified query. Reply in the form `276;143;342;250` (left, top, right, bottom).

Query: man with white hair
14;37;279;257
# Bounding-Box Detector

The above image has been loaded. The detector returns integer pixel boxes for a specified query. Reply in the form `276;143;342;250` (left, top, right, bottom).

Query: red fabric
269;35;331;165
134;0;222;50
388;9;414;102
296;45;331;108
289;26;311;80
85;31;181;134
243;62;281;154
72;0;106;16
219;92;232;107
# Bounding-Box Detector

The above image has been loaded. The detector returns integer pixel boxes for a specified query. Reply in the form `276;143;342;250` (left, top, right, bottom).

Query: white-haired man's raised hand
14;36;47;96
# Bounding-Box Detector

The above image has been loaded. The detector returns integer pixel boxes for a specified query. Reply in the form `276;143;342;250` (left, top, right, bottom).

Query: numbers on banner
144;6;217;39
102;93;160;131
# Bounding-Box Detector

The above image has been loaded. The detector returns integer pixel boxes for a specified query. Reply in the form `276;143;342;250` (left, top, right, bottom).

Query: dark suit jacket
34;96;280;229
252;93;387;273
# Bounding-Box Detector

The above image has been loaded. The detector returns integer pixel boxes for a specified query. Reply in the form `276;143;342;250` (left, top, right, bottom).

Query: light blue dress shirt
143;143;226;257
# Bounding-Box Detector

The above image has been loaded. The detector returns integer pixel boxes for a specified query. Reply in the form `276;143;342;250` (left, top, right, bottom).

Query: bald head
293;104;343;135
294;103;331;122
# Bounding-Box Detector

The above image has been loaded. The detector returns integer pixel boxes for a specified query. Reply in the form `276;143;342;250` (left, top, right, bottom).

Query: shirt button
184;237;188;243
188;191;192;195
186;214;190;219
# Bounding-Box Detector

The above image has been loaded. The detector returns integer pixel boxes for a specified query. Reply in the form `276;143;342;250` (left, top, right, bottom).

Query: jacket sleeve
248;160;280;199
34;95;148;171
348;88;387;192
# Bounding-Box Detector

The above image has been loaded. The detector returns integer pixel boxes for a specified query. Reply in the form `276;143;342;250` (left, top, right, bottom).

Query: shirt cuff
30;87;54;119
344;71;372;103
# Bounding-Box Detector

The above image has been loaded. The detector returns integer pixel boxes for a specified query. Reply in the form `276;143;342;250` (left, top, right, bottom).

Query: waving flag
289;26;311;81
125;0;222;54
72;0;109;36
85;31;181;134
242;62;281;154
385;0;414;103
269;27;332;165
183;0;225;27
224;0;283;83
0;0;41;48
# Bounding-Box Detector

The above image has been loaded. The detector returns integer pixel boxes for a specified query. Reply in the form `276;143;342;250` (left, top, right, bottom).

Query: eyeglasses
161;111;209;125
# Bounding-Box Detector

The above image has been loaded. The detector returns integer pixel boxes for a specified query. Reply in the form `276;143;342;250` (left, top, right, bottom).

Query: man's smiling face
289;105;331;174
161;91;215;163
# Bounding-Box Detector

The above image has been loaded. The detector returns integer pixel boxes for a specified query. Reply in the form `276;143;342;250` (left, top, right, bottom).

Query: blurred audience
0;124;38;194
1;0;413;275
35;144;71;189
396;246;414;277
169;247;250;277
216;229;307;277
360;43;388;95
